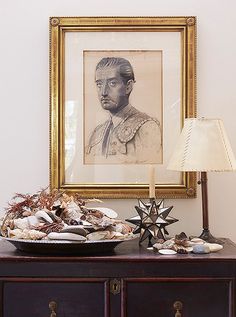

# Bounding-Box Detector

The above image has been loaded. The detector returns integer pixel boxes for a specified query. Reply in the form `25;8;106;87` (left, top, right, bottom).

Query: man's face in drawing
95;66;131;114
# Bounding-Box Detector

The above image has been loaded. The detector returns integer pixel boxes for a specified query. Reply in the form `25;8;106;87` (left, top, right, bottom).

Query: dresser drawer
122;278;233;317
2;278;109;317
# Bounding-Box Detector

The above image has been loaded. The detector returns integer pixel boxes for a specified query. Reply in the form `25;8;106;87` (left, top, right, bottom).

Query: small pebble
192;244;210;254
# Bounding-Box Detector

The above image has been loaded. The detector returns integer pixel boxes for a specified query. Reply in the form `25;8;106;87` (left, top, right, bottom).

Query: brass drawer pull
49;301;57;317
173;301;183;317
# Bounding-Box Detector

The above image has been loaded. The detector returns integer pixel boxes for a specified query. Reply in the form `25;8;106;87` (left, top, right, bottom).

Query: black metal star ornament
126;198;178;246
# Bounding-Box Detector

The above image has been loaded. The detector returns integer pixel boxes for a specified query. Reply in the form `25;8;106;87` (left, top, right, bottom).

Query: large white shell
14;216;40;230
47;232;86;242
35;210;53;223
14;218;30;230
89;207;118;219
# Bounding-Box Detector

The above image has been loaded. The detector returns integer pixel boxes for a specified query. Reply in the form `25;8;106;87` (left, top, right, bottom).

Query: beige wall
0;0;236;241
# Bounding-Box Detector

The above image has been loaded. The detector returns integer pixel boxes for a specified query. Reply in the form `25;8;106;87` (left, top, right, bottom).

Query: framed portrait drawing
50;16;196;198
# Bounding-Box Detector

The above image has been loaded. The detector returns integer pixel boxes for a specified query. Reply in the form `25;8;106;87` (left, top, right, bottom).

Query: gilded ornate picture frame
50;16;196;198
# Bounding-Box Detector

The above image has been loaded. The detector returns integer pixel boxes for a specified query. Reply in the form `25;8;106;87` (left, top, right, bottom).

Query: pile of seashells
153;232;223;255
0;189;133;242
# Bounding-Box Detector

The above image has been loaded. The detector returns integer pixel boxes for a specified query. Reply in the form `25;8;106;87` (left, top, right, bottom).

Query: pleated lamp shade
167;118;236;172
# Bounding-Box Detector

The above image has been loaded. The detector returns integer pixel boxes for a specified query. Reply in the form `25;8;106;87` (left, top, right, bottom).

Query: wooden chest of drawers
0;238;235;317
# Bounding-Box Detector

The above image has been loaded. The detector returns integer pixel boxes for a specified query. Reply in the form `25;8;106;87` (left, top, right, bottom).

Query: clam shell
47;232;86;242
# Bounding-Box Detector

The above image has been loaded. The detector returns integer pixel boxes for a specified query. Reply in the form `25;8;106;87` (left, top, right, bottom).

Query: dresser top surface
0;237;236;263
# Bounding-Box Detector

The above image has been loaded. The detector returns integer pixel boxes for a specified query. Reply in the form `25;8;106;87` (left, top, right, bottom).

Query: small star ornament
126;198;178;246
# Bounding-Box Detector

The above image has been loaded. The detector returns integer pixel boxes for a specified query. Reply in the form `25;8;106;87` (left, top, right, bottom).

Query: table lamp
167;118;236;243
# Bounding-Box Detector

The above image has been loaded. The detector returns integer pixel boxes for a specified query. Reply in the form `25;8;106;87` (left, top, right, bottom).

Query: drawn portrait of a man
84;51;163;165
